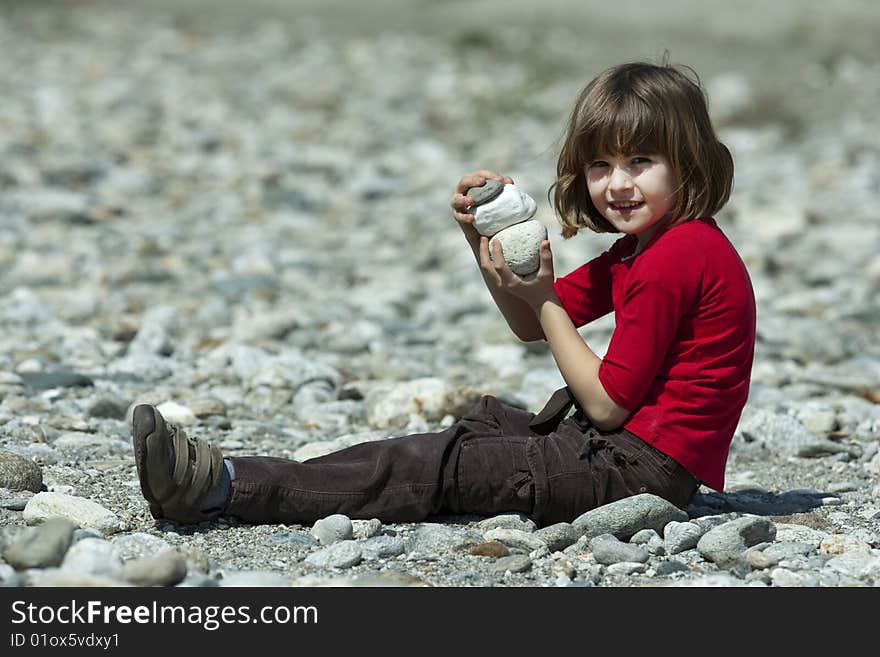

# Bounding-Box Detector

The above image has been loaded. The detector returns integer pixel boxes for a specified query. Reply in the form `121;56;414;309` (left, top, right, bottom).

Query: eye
631;156;651;165
588;160;609;169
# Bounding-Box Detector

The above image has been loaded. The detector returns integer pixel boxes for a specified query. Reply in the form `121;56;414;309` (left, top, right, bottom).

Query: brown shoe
132;404;224;524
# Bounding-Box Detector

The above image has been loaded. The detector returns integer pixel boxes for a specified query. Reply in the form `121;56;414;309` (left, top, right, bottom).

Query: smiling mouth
610;201;644;211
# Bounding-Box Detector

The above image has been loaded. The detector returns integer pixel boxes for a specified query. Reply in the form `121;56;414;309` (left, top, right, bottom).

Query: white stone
819;534;872;556
23;492;125;534
773;523;828;548
311;514;354;545
304;541;363;569
706;72;754;122
483;528;546;553
473;184;537;236
61;538;124;578
293;431;386;461
156;401;197;425
364;378;482;430
489;220;548;276
472;344;526;379
605;561;648;576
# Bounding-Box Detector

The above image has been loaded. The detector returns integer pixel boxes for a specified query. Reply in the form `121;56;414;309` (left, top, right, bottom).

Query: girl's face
585;153;676;247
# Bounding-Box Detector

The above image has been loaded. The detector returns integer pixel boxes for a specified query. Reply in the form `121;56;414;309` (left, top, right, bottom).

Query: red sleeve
553;238;630;327
598;258;697;411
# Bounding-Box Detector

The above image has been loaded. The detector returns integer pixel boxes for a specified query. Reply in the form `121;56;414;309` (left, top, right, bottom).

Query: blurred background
1;0;878;429
2;1;880;589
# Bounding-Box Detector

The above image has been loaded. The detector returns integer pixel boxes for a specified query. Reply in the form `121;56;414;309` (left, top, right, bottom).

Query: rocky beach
0;0;879;588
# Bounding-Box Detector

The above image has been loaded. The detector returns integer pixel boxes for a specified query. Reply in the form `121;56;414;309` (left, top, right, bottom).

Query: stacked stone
467;180;547;277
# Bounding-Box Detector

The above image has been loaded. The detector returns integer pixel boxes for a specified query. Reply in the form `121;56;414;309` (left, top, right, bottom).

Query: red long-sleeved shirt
553;217;756;490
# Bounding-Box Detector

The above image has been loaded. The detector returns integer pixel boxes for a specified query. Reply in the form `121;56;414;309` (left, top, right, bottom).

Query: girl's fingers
454;170;509;195
478;236;493;268
450;193;474;212
538;240;554;275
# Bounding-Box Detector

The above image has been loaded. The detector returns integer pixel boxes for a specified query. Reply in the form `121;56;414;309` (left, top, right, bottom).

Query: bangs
578;93;664;162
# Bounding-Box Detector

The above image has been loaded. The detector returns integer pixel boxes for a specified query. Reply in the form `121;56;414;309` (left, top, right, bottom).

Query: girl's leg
225;393;700;526
225;395;543;524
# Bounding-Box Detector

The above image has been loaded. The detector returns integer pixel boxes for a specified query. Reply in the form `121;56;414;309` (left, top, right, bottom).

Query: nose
608;166;634;193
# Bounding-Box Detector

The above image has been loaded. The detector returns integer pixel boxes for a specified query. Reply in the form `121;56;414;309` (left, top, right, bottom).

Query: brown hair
550;61;734;238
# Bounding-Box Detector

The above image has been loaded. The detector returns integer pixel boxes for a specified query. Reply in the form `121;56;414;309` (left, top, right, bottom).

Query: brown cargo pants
225;387;700;527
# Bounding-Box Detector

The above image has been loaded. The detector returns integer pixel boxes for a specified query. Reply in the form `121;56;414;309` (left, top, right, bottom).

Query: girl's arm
451;171;546;342
534;294;629;430
487;239;630;430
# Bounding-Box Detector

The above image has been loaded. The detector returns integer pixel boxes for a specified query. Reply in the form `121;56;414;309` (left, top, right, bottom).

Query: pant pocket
456;436;534;516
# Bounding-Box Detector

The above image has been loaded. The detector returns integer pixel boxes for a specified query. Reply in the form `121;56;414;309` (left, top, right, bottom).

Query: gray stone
0;487;34;510
23;492;125;534
352;518;383;539
73;528;105;543
605;562;648;576
492;554;532;575
263;531;320;550
483;528;545;553
797;406;838;433
28;570;130;587
304;541;363;569
664;521;706;555
179;572;221;587
770;568;821;587
219;570;292;587
589;533;650;565
0;524;27;553
188;397;228;418
0;449;42;492
19;371;94;390
360;535;406;560
762;541;817;561
121;549;188;586
404;523;483;555
0;564;22;586
773;523;828;548
53;432;130;455
110;533;172;561
675;573;753;587
822;551;880;581
736;408;850;458
346;572;430;587
476;513;537;533
466;179;504;206
61;537;124;578
697;516;777;566
86;396;129;419
3;517;76;569
655;559;691;576
646;533;667;556
630;528;660;545
311;514;353;545
572;494;689;540
745;550;779;570
534;523;579;552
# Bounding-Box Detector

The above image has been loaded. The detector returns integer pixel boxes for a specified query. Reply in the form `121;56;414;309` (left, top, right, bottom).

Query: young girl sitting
132;60;756;527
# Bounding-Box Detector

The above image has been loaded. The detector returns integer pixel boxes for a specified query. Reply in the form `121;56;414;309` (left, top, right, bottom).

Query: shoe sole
132;404;165;519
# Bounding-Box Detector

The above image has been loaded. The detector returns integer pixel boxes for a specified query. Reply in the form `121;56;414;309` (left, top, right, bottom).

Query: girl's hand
479;237;557;310
450;170;514;235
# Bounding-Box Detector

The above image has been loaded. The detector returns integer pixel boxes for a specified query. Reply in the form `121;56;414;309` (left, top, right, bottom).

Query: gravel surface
0;1;878;587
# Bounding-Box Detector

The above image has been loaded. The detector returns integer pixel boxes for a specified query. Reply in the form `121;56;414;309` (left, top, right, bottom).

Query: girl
132;61;756;527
